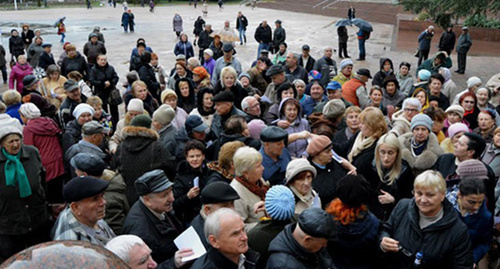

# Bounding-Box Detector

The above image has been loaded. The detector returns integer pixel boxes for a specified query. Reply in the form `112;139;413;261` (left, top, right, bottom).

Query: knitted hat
417;70;431;81
336;174;370;207
447;123;469;139
445;105;465;118
285;158;317;185
467;76;482;88
308;70;322;81
0;115;23;142
247;119;267;141
19;103;41;120
339;58;353;71
322;99;346;121
152;104;175;126
130;114;152;128
22;75;38;88
72;104;95;119
306;135;332;157
203;49;214;57
457;159;488;180
411;114;433;131
193;66;208;80
265;185;295;221
127;98;144;113
161;89;177;103
238;72;251;80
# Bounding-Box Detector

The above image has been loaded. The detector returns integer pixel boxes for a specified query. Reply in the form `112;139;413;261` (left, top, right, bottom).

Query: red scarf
235;176;269;200
463;107;476;118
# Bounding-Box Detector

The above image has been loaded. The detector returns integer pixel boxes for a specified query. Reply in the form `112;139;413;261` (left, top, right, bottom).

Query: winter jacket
396;72;414;97
174;77;196;113
198;29;214;50
272;27;286;51
213;81;249;110
189;212;209;248
236;15;248;31
172;161;207;225
123;91;159;116
247;219;292;269
372;58;394;87
61;52;90;81
211;56;242;85
231;178;267;232
122;200;182;265
285;65;308;84
416;51;452;75
439;30;456;52
27;43;43;67
203;57;216;77
313;56;337;87
114;126;176;205
379;198;473;269
9;35;25;58
59;94;88;127
337;26;348;43
389;110;411;137
399;132;443;176
482;143;500;179
61;119;82;154
298;56;316;73
300;94;328;117
9;62;33;93
210;106;246;138
193;18;205;36
89;63;119;97
254;23;272;44
309;157;347;208
341;75;367;107
275;98;310;157
267;224;335;269
418;30;434;50
138;63;161;101
0;45;6;67
327;211;380;269
83;40;106;65
173;14;183;32
22;29;35;46
381;88;406;109
208;41;224;60
335;131;378;180
102;171;130;235
431;92;450;110
157;124;177;149
38;52;55;70
456;33;472;54
0;145;47;235
23;117;64;182
173;41;194;59
191;246;260;269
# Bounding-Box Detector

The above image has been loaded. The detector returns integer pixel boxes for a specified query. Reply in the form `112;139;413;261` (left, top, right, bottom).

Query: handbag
108;88;123;106
414;49;420;58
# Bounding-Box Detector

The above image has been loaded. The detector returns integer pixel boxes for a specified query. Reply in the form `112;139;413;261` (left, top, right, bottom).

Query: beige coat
231;178;266;232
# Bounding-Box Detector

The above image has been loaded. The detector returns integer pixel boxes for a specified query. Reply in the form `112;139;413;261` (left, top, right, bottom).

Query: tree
398;0;500;28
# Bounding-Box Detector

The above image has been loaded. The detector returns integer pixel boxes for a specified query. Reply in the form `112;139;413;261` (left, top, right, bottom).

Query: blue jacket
300;94;328;117
418;30;434;50
460;201;493;263
173;41;194;59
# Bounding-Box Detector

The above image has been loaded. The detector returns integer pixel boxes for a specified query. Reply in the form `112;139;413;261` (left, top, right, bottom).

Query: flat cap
260;126;288;145
70;153;106;176
201;182;240;204
135;169;173;196
63;176;109;203
302;44;310;50
64;80;79;92
22;75;38;88
82;120;111;135
357;68;372;79
176;54;186;61
266;64;285;77
222;43;234;53
89;33;98;38
42;43;52;48
275;19;282;24
212;91;235;103
298;207;336;239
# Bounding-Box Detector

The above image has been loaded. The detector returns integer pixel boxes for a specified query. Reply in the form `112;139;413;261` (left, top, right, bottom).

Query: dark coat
172;161;207;225
38;52;55;70
206;132;261;161
123;91;159;116
254;23;272;44
174;77;196;114
174;41;195;59
189;214;209;248
213;81;250;111
272;27;286;50
379;198;473;269
337;26;348;43
460;201;493;263
297;56;316;73
313;56;337;87
89;63;119;97
0;45;6;67
61;52;90;81
103;172;130;235
372;58;394;87
208;41;224;60
114;126;176;205
83;40;106;65
9;35;25;57
267;224;335;269
21;29;35;46
236;15;249;31
247;219;291;269
61;119;82;154
191;246;259;269
335;131;378;180
309;157;347;208
59;95;88;127
198;29;214;50
439;30;456;52
122;200;183;265
138;62;161;99
193;18;206;36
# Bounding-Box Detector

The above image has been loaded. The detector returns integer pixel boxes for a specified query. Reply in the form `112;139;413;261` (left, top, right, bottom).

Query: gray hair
324;46;333;53
105;235;146;263
402;98;422;112
233;146;262;176
204;208;242;241
241;96;254;112
187;57;200;68
293;79;306;87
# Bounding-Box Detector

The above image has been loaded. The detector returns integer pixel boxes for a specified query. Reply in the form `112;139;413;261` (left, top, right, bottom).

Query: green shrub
464;14;500;29
416;11;431;21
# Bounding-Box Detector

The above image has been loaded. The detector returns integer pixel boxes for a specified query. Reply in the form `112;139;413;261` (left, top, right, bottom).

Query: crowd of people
2;7;500;269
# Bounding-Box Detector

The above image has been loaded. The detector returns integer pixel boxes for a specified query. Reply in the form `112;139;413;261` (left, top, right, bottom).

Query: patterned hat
265;185;295;221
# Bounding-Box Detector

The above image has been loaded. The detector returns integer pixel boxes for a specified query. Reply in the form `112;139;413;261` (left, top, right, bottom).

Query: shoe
355;58;365;61
240;42;243;45
345;56;351;58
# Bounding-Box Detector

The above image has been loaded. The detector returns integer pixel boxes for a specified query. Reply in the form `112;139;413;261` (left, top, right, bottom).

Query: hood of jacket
277;97;303;125
175;77;196;104
122;126;159;152
379;58;394;72
26;117;61;136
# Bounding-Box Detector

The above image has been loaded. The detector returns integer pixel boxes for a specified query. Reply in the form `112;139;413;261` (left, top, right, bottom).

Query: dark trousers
339;42;348;58
457;52;467;73
0;65;7;83
199;48;205;64
0;221;52;263
99;92;119;128
418;49;429;66
358;39;366;60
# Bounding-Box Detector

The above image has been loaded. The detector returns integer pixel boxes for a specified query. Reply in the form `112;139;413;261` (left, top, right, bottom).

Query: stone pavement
0;3;498;96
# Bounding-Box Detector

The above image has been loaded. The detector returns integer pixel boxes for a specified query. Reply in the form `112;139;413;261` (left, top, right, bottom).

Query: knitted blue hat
265;185;295;221
411;114;433;131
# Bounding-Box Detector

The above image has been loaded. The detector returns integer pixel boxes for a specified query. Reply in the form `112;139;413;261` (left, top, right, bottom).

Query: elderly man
211;43;242;85
168;115;208;162
88;26;105;43
122;169;192;267
301;80;328;117
417;25;435;66
241;96;261;121
455;26;472;74
264;64;288;104
106;235;157;269
190;208;260;268
38;43;55;70
260;126;291;185
313;47;337;87
298;44;315;72
285;52;308;84
190;181;240;248
266;208;336;268
313;81;351;113
341;68;371;107
60;80;88;125
210;91;246;139
152;104;176;147
52;176;115;246
83;33;107;69
247;56;271;94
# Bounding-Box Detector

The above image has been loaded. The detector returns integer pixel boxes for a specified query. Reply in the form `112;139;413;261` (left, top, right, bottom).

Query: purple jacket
275;97;310;157
203;57;216;77
9;62;33;93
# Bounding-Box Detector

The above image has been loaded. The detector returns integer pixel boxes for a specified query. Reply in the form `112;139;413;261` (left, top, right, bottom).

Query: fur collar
122;126;159;140
400;132;443;170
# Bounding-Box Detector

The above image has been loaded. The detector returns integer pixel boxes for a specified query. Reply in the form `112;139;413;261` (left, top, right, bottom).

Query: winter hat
411;114;433;131
447;123;469;139
127;98;144;113
285;158;317;185
72;104;95;119
152;104;175;126
161;89;177;103
336;174;370;207
326;81;342;92
248;119;266;141
417;70;431;81
382;75;400;89
130;114;152;129
457;159;488;180
467;76;482;88
339;58;354;71
203;49;213;57
445;105;465;119
238;72;251;80
22;75;38;88
308;70;322;82
306;135;332;157
322;99;346;121
192;66;208;80
89;33;98;38
62;42;71;51
19;103;41;120
0;115;23;142
265;185;295;221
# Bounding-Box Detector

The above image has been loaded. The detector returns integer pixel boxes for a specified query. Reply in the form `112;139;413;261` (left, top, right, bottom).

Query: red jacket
341;77;365;107
23;117;64;181
9;63;33;93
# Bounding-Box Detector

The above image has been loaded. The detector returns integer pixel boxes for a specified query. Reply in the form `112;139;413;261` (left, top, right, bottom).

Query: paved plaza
1;2;499;93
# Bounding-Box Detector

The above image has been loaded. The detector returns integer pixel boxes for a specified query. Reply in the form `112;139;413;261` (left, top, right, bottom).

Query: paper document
193;177;199;188
174;226;206;262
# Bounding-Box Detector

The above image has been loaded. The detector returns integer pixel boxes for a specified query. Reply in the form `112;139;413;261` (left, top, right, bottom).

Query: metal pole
14;0;18;10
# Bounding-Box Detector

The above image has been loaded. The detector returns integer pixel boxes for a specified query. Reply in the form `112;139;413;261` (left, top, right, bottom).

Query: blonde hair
414;170;446;194
233;146;262;177
344;105;362;117
375;133;403;185
2;90;22;106
220;66;237;87
359;107;388;139
178;81;189;89
87;96;103;107
131;80;147;96
219;141;245;170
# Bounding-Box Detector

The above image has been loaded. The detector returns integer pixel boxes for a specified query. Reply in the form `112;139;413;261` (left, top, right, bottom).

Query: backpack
364;31;371;40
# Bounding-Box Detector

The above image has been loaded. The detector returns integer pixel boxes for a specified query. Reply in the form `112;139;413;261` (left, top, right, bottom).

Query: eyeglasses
463;100;475;104
404;108;419;113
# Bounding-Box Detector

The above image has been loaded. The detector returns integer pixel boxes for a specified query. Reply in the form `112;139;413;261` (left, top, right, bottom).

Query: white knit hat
467;76;482;88
72;104;95;119
19;103;41;120
127;98;144;113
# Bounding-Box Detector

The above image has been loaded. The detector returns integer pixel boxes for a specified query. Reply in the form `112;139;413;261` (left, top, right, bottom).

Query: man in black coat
197;24;213;64
438;25;456;56
337;26;349;58
38;43;55;70
285;52;308;84
254;20;272;59
298;45;316;73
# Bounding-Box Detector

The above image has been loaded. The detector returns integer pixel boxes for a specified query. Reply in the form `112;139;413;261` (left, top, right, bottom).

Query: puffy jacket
198;29;213;50
83;40;106;64
379;198;473;269
372;58;394;87
102;171;130;235
61;119;82;153
9;62;33;93
9;35;25;57
89;63;119;97
254;23;272;43
23;117;64;182
173;41;194;59
61;52;89;81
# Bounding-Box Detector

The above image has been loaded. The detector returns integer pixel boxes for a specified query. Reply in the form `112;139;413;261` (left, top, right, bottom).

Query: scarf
290;186;313;205
411;137;427;157
2;148;32;198
235;176;269;200
348;134;376;162
463;107;476;118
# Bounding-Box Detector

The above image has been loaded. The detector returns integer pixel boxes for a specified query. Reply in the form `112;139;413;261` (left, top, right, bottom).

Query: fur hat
152;104;175;126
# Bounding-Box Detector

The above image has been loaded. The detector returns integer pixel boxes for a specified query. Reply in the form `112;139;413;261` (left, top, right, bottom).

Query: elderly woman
332;59;353;86
123;80;159;116
460;92;480;130
366;133;414;221
399;114;443;176
9;55;33;94
390;98;421;137
482;126;500;179
206;140;245;184
284;158;320;215
173;32;194;59
439;67;458;101
160;89;188;130
230;146;269;231
109;98;145;154
476;87;495;110
167;62;193;90
412;87;429;112
89;54;119;127
3;90;23;124
275;97;310;157
62;103;94;153
335;106;361;143
192;66;211;92
60;44;89;81
265;82;297;125
293;79;309;102
380;170;473;268
441;123;469;154
396;61;414;96
0;121;49;261
41;64;67;108
213;66;248;110
474;109;496;143
174;78;196;114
